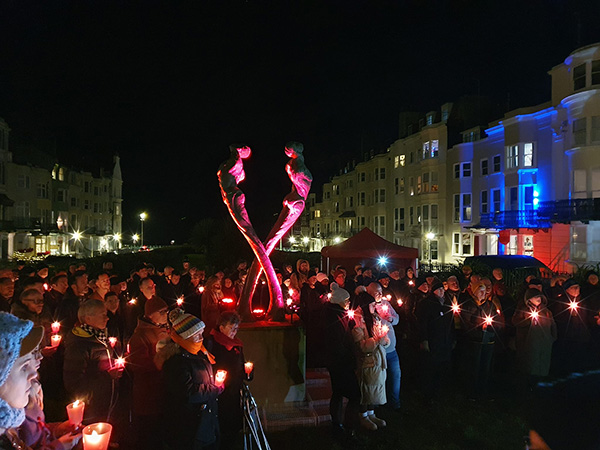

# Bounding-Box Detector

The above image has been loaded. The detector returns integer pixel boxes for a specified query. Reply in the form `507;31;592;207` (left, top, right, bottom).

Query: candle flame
531;310;539;321
286;298;292;306
485;316;493;325
386;294;392;300
397;298;403;306
129;298;137;305
381;304;389;312
381;325;389;334
221;298;234;304
176;297;184;306
288;289;294;296
347;309;355;319
569;301;579;311
327;292;332;299
198;286;205;293
408;280;414;286
108;337;117;347
73;400;80;407
452;303;461;314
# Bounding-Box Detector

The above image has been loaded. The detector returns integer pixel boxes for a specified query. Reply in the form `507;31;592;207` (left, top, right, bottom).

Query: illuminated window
431;140;439;158
574;63;586;90
506;145;519;169
574;118;587;146
524;143;534;167
314;210;321;218
462;193;472;221
417;176;422;194
394;156;399;168
431;172;438;192
59;167;65;181
399;155;406;166
422;142;430;160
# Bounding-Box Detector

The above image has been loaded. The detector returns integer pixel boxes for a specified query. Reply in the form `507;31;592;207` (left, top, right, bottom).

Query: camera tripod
242;382;271;450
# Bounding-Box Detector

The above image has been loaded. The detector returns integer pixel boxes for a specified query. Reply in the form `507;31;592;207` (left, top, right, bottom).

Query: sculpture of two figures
217;142;312;321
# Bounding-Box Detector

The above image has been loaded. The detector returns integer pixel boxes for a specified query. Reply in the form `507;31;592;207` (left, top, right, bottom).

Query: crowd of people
0;257;599;449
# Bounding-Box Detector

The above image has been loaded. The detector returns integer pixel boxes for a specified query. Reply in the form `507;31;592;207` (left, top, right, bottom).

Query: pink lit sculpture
218;142;312;321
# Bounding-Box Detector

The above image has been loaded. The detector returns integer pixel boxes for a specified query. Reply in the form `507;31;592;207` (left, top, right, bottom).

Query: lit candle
176;297;184;306
484;316;493;326
569;301;579;313
244;361;254;375
327;293;332;299
51;321;61;334
126;343;130;355
288;289;294;296
82;422;112;450
347;309;355;319
530;310;539;323
215;369;227;387
386;294;392;301
381;324;389;335
286;298;293;306
408;280;414;286
198;286;205;293
66;400;85;427
381;304;389;313
51;334;62;347
221;298;234;304
128;298;137;305
43;283;49;291
108;337;117;348
452;303;461;314
114;357;126;369
397;298;403;307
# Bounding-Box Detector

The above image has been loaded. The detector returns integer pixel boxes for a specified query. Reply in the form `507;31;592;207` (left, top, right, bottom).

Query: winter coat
323;302;356;369
352;309;388;406
63;326;118;421
155;340;222;449
512;295;557;376
551;293;592;343
415;293;455;362
17;398;65;450
128;317;170;415
460;293;501;344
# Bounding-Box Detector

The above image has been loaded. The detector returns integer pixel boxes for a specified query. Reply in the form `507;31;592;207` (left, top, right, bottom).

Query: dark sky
1;0;599;243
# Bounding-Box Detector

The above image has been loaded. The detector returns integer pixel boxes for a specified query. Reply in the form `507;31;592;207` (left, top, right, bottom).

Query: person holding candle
11;290;53;350
155;308;224;450
44;274;68;316
205;311;250;449
63;299;123;424
128;296;169;450
512;289;556;388
0;313;44;450
56;270;90;333
323;283;360;441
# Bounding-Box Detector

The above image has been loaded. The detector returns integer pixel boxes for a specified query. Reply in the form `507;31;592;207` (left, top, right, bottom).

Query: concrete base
237;320;306;407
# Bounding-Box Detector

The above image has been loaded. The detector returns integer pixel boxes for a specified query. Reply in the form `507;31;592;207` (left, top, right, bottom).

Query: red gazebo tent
320;227;419;275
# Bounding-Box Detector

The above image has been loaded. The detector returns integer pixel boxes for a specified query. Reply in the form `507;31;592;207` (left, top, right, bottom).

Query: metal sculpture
218;142;312;321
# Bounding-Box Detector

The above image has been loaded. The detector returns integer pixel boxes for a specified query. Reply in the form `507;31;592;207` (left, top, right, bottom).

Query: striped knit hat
168;308;205;340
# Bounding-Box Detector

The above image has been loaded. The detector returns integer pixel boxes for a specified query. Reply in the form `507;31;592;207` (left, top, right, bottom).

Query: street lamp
132;233;139;245
139;212;148;247
426;232;435;270
71;230;82;258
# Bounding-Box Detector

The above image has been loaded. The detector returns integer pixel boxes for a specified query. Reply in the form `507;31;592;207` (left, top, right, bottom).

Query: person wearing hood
0;313;44;449
155;308;224;450
290;259;310;292
323;283;360;441
512;289;557;387
129;296;170;450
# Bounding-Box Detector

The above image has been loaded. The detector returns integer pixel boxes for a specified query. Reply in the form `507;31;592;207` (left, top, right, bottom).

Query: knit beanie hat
168;308;205;340
431;278;444;292
145;296;168;317
0;312;34;387
329;282;350;305
525;288;543;302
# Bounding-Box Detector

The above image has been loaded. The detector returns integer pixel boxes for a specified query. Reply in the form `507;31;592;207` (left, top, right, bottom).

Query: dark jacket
56;289;86;332
63;326;118;421
512;295;557;376
323;302;356;370
461;294;500;344
415;292;455;362
551;293;592;343
155;340;223;449
128;317;170;415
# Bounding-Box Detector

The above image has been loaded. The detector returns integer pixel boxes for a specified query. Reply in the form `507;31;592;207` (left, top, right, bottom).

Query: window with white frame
453;194;460;222
357;216;366;228
454;163;460;179
493;155;501;172
481;190;488;215
334;202;340;213
573;170;587;197
332;184;339;195
574;63;586;90
36;183;48;199
400;208;405;231
452;232;473;256
373;215;385;236
462;162;472;177
374;189;386;203
462;193;472;221
481;159;488;176
358;172;366;183
394;156;399;168
592;116;600;143
430;240;438;260
17;175;30;189
431;204;438;230
374;168;386;180
431;171;438;192
431;140;439;158
422;205;429;231
409;206;414;226
492;188;501;213
409;177;415;196
422;172;429;193
506;145;519;169
359;192;366;206
57;189;66;202
574;118;587;146
523;185;534;210
346;197;353;208
15;201;30;218
422;142;429;160
314;210;321;218
417;176;422;194
417;205;421;223
523;143;534;167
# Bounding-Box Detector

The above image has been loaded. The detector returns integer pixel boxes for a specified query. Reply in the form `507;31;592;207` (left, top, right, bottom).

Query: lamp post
139;212;147;247
426;232;435;271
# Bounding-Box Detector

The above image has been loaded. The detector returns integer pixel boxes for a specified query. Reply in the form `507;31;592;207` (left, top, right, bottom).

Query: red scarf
210;328;243;351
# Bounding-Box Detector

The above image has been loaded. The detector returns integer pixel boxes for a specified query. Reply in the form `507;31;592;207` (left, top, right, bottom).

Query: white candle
82;422;112;450
51;321;61;334
215;370;227;387
51;334;62;348
66;400;85;427
108;337;117;348
244;361;254;376
114;357;126;369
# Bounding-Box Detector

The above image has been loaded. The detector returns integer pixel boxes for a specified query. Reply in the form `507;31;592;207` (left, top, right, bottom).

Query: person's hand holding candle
215;369;227;387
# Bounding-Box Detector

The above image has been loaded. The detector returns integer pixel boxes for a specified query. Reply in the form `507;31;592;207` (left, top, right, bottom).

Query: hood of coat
154;339;181;370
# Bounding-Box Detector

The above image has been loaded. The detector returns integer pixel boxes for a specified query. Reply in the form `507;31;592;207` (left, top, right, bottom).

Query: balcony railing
538;198;600;223
478;210;550;229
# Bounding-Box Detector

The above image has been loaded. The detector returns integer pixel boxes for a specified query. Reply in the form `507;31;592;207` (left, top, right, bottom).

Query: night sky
1;0;599;244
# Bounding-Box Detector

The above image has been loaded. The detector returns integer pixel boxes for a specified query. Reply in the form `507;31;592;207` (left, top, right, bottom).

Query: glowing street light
334;236;341;244
139;212;148;247
71;230;82;257
289;236;296;244
132;234;139;244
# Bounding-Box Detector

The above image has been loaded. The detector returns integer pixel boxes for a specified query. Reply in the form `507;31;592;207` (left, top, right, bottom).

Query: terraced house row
307;43;600;273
